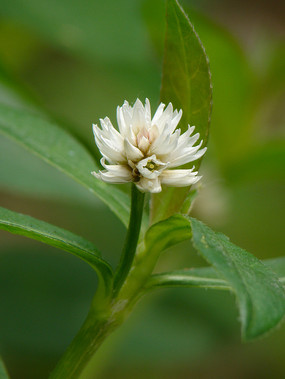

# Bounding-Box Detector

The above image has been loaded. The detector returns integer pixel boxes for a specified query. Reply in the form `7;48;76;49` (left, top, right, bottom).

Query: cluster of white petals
92;99;206;193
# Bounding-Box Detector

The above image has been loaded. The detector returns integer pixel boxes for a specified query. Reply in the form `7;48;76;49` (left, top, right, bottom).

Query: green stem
50;320;107;379
50;184;145;378
49;301;117;379
113;184;145;295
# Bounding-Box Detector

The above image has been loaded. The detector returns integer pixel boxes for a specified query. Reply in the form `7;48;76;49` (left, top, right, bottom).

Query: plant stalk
49;300;118;379
50;184;145;378
113;184;145;295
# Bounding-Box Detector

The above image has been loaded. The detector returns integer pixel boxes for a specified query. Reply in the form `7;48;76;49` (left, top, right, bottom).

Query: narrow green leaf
151;0;212;223
146;257;285;291
0;103;130;226
0;357;9;379
0;206;113;295
146;266;229;291
190;217;285;340
160;0;212;136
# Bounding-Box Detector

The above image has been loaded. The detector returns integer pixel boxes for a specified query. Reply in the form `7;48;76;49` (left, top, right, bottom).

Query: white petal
144;98;151;124
100;117;123;144
178;130;200;149
121;103;133;128
91;170;132;184
93;124;125;163
160;169;201;187
165;127;200;162
131;98;150;135
124;138;144;161
137;135;150;153
92;159;133;183
151;102;165;125
100;158;133;179
136;177;162;193
149;122;175;153
151;128;180;156
154;102;174;132
168;109;182;133
116;106;127;135
168;144;207;168
148;124;159;143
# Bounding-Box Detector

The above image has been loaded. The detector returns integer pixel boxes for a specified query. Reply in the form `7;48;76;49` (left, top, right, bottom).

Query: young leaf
190;217;285;340
0;206;113;295
151;0;212;223
144;213;192;262
146;257;285;291
116;213;192;300
0;103;130;226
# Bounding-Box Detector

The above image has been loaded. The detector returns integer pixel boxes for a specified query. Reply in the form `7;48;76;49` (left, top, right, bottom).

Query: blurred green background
0;0;284;378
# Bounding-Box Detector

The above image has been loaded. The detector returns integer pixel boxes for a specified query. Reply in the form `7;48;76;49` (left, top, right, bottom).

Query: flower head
92;99;206;193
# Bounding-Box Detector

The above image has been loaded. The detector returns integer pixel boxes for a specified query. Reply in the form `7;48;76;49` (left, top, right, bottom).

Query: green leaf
151;0;212;223
0;206;113;296
266;257;285;282
146;266;229;291
144;213;285;339
144;214;192;260
146;257;285;291
140;213;192;277
190;217;285;340
116;213;192;300
0;357;9;379
0;103;130;226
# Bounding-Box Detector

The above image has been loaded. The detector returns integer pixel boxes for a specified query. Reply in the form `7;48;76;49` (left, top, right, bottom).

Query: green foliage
190;217;285;340
0;0;284;374
151;0;212;223
144;214;192;258
0;357;9;379
0;206;113;295
147;257;285;291
160;0;212;138
147;266;229;291
144;213;285;339
0;103;130;226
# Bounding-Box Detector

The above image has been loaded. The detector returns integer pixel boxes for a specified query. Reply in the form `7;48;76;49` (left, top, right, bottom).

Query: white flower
91;98;206;193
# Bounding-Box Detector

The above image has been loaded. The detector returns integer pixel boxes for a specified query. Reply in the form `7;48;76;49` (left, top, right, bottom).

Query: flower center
136;154;168;180
144;160;159;172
